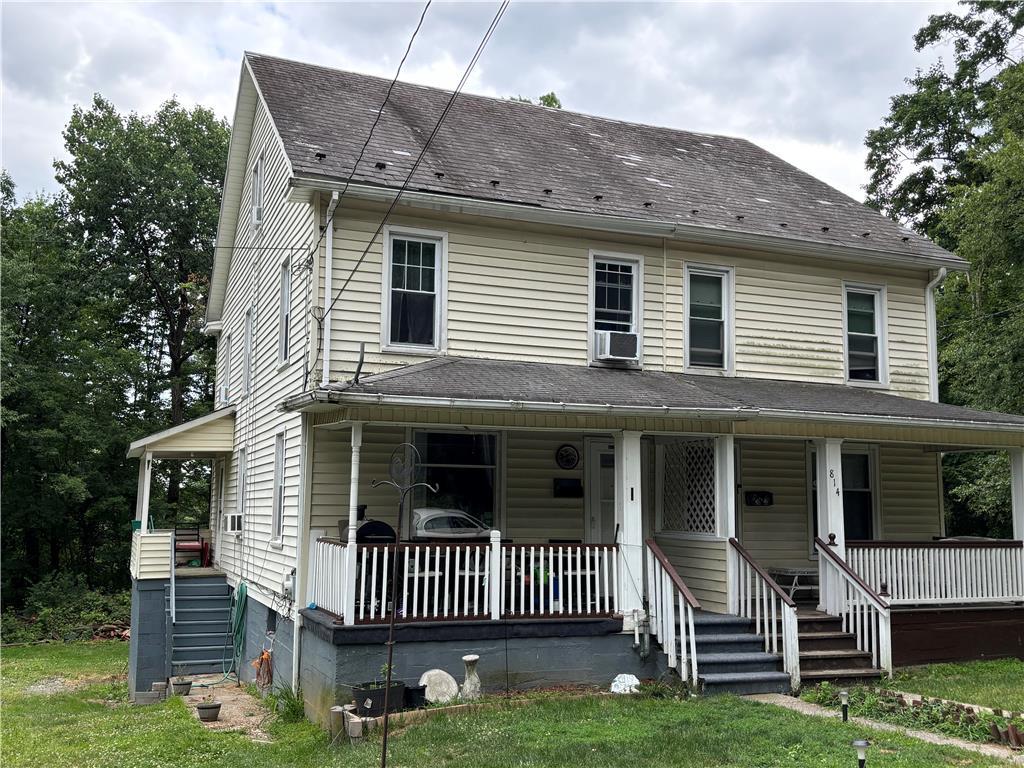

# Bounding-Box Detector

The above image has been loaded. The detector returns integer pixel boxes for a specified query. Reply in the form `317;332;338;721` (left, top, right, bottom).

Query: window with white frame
278;258;291;365
227;447;246;533
593;258;637;333
685;266;731;371
412;431;498;527
384;230;444;350
845;285;886;383
219;333;232;405
216;460;225;530
271;432;285;541
242;308;253;398
251;155;264;227
658;438;717;536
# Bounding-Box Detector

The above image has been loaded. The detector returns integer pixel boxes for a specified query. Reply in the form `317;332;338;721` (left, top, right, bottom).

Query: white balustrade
729;539;800;688
309;538;349;618
503;544;618;618
848;541;1024;605
646;540;699;685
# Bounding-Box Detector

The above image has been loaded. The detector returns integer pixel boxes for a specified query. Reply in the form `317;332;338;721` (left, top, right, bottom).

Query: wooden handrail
728;538;797;608
814;537;889;610
645;539;702;609
848;539;1023;550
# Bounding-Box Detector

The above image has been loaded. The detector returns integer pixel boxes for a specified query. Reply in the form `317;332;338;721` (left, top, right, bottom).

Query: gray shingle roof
318;357;1024;430
246;52;960;266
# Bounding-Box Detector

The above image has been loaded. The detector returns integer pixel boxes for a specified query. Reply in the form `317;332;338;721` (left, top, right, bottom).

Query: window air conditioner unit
218;384;230;405
594;330;639;362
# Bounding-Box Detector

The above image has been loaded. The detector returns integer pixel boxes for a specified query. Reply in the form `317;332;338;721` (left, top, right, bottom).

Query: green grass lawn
887;659;1024;712
0;641;1014;767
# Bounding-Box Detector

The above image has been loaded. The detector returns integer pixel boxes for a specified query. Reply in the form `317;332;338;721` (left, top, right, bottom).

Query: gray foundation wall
128;577;170;702
237;594;295;693
298;611;667;727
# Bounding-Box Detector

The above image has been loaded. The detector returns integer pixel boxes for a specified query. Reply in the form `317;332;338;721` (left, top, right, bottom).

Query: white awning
126;407;236;458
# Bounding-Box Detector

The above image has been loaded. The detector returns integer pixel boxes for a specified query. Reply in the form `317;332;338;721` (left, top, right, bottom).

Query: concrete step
694;633;766;655
172;631;231;648
172;618;230;635
173;607;230;623
797;631;859;652
696;652;783;676
174;582;231;597
700;671;791;696
800;667;885;684
800;649;875;672
171;644;233;663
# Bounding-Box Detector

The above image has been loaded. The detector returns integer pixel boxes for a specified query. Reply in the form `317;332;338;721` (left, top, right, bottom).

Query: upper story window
278;258;291;365
219;333;232;405
271;432;285;541
590;251;642;364
844;284;887;385
227;446;246;533
382;226;446;353
251;154;265;227
241;308;253;398
684;264;733;373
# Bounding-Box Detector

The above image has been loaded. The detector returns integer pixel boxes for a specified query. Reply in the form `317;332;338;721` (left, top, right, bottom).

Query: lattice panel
661;439;716;535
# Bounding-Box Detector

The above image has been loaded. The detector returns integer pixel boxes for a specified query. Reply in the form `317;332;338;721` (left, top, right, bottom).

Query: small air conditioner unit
218;384;230;405
594;330;639;362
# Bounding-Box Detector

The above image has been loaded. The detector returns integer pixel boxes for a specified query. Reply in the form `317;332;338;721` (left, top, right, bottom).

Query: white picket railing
309;538;349;618
816;537;892;674
729;539;800;689
848;541;1024;605
503;544;618;618
645;539;699;685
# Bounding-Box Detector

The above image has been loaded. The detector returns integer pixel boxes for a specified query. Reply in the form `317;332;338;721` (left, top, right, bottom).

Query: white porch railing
847;540;1024;605
816;537;892;675
308;532;619;624
645;539;699;686
729;538;801;689
504;544;618;618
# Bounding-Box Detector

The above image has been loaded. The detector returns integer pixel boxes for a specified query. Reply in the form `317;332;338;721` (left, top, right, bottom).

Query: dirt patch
182;675;274;743
24;677;74;695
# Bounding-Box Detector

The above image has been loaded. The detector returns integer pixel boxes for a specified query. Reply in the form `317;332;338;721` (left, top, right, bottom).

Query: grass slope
888;659;1024;712
0;642;1012;768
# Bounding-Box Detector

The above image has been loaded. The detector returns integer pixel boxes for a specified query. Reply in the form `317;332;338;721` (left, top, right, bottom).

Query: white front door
585;438;616;544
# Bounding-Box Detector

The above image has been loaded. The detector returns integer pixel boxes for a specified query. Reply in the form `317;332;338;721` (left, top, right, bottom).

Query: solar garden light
840;690;849;722
852;739;870;768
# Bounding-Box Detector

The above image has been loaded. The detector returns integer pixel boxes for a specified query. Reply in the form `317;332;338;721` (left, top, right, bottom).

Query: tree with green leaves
866;1;1024;536
510;91;563;108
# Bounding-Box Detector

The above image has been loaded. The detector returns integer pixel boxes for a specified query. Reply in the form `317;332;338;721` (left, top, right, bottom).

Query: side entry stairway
167;572;235;675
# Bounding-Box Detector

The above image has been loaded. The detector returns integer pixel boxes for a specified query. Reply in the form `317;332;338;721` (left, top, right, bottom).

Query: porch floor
174;566;224;578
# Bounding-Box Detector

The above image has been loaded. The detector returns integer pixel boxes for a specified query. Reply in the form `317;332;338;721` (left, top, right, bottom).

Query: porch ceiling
126;406;236;459
285;357;1024;442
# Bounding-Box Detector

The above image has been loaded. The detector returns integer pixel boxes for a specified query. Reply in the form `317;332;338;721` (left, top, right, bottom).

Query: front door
585;439;616;544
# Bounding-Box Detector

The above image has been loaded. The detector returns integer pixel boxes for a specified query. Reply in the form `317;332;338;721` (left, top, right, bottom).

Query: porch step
694;633;766;655
800;667;885;684
797;631;858;652
173;607;230;623
172;619;231;635
174;582;231;597
697;652;782;676
700;671;791;696
168;573;233;677
172;631;232;648
800;648;875;672
171;644;234;663
690;612;754;635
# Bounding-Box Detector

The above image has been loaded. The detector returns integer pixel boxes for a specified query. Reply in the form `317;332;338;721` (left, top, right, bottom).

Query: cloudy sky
3;1;955;202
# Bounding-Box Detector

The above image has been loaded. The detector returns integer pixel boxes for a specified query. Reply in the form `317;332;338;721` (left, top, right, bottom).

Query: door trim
584;437;615;544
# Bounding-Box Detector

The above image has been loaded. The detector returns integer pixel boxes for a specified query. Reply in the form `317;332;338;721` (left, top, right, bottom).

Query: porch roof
288;357;1024;435
126;406;236;458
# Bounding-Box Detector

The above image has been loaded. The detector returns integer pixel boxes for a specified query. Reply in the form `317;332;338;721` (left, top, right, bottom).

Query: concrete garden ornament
419;669;459;704
610;673;640;694
461;654;481;701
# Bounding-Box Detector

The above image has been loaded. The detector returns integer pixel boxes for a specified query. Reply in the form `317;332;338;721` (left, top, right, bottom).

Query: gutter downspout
925;267;948;402
320;191;340;385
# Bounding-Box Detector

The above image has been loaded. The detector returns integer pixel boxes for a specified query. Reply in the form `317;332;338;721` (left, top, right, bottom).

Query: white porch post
716;435;738;613
814;438;846;556
343;422;363;626
136;451;154;530
1010;448;1024;541
614;430;644;624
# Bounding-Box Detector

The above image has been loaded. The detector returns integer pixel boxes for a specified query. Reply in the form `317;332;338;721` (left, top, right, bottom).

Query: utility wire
322;0;510;323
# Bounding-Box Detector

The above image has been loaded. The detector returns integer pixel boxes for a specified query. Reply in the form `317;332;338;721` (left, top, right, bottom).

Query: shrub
1;573;130;644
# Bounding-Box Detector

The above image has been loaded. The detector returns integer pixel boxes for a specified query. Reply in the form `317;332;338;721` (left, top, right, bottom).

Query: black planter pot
196;701;221;722
171;679;192;696
353;682;406;717
404;684;427;710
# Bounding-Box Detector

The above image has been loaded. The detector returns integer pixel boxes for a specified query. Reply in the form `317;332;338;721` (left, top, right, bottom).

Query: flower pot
196;701;222;722
171;679;192;696
404;684;427;710
353;682;406;718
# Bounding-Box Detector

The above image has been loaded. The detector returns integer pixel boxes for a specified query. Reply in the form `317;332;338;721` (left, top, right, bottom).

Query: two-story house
126;53;1024;721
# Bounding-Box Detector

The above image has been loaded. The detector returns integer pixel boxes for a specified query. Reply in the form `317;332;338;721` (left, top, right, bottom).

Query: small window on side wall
845;285;886;384
278;258;291;365
383;228;445;352
251;155;264;227
685;265;732;372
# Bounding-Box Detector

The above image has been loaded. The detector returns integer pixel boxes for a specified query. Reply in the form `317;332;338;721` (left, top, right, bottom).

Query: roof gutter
281;388;1024;436
290;176;968;274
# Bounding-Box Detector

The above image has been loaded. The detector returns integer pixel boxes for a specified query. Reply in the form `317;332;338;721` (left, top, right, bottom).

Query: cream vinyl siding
323;203;931;400
505;432;585;543
653;535;728;613
214;95;315;608
878;444;943;539
146;416;235;455
739;439;811;568
130;531;173;580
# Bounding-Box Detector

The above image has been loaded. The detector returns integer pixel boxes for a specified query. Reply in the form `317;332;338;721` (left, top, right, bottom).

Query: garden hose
229;581;247;676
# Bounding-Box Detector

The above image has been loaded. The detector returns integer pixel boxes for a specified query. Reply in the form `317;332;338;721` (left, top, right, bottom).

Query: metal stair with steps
689;611;792;695
167;573;234;676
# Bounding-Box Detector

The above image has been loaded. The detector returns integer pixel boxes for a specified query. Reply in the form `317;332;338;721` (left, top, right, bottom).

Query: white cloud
2;1;956;201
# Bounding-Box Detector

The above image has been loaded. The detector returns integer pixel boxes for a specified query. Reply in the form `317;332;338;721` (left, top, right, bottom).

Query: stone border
880;687;1024;722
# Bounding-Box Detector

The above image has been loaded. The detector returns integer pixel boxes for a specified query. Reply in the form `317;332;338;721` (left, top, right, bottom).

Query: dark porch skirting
891;605;1024;667
298;608;665;727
